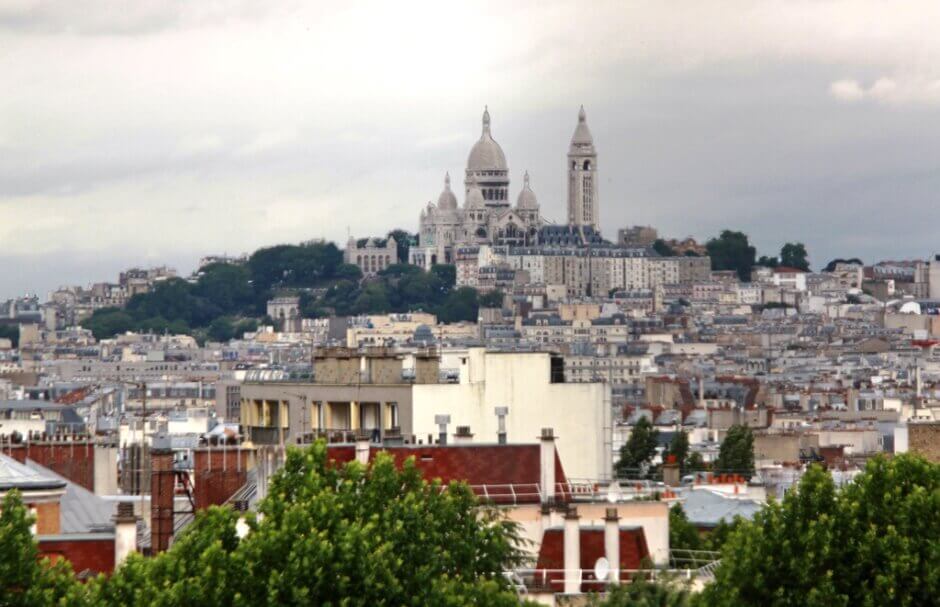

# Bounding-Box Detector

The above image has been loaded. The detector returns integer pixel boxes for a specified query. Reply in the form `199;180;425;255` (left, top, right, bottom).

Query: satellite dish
594;557;610;582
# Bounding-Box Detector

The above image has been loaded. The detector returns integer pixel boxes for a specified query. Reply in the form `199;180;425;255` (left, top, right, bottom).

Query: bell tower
567;106;598;229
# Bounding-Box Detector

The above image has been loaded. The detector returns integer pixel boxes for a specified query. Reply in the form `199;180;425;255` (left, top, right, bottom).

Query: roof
0;453;67;492
23;459;113;534
326;443;567;504
681;488;763;527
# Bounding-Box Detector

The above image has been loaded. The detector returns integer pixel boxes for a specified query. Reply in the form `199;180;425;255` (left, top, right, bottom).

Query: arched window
583;160;591;170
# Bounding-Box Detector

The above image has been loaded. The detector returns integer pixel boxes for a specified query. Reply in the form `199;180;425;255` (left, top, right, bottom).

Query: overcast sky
2;0;939;298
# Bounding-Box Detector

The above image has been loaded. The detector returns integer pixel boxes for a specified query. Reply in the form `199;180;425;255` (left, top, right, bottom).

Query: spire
444;172;451;188
578;105;586;123
482;106;491;136
523;170;530;188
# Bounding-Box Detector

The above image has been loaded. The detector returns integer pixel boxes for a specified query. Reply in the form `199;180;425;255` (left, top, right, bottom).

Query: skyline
4;1;940;298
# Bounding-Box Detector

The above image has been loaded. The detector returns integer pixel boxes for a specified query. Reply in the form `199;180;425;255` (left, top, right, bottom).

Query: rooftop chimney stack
355;435;370;465
540;428;556;505
494;406;509;444
434;414;451;445
563;505;581;595
113;502;137;566
604;507;621;585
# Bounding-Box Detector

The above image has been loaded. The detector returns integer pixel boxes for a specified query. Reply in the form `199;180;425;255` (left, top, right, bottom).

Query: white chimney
563;505;581;595
540;428;556;504
540;503;552;534
604;507;620;585
355;436;370;465
113;502;137;567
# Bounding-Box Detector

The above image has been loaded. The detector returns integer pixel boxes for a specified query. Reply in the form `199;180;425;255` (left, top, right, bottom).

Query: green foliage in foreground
2;442;532;606
702;454;940;607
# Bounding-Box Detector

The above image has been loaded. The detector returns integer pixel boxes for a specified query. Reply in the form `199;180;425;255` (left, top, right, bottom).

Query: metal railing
508;566;716;594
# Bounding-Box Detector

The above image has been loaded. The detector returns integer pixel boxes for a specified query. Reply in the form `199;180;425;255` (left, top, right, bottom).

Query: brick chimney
540;428;556;505
149;438;174;554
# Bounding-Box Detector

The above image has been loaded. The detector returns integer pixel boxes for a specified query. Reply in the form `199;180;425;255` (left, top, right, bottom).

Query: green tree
701;455;940;607
0;491;80;606
714;425;754;476
193;263;254;314
652;239;676;256
668;503;702;552
0;324;18;348
478;290;505;309
665;430;690;471
615;417;659;478
206;316;236;342
592;572;692;607
706;230;757;281
779;242;810;271
755;255;778;268
387;229;416;264
436;287;481;323
823;257;863;272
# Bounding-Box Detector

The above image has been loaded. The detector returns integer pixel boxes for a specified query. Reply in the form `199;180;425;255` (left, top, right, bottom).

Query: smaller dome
516;171;539;210
465;177;485;209
437;172;458;210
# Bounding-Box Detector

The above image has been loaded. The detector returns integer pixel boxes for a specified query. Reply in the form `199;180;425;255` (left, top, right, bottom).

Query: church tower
567;106;598;229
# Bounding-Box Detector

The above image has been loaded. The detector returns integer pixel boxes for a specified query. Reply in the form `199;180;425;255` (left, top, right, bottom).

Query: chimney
149;436;174;554
540;428;556;505
604;507;620;585
563;505;581;595
355;436;370;465
494;406;509;444
113;502;137;566
434;414;451;445
540;502;552;534
453;426;473;445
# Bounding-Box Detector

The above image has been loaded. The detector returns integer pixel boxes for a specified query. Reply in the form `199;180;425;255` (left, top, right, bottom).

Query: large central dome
467;107;508;172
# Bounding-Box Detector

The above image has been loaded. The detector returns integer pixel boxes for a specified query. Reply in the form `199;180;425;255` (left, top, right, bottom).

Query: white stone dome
467;107;508;172
437;173;458;210
516;171;539;210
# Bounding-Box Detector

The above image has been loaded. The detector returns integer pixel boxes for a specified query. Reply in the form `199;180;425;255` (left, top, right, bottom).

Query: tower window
583;160;591;170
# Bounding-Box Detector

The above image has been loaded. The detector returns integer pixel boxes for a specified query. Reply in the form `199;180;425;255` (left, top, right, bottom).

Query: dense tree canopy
0;491;80;606
714;425;755;476
653;239;676;257
82;236;497;340
823;257;864;272
0;324;20;348
706;230;757;281
6;442;533;606
779;242;810;271
702;455;940;607
615;417;660;478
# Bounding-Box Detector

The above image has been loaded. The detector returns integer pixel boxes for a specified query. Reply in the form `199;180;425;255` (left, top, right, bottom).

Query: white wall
412;350;611;480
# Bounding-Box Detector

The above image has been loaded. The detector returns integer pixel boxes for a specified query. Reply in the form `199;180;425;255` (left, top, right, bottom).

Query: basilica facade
410;106;598;269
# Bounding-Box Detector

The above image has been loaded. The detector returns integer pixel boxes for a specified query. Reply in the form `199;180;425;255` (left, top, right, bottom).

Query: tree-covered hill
82;240;501;341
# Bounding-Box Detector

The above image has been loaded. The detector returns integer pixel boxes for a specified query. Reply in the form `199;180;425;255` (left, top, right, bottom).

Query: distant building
345;236;397;277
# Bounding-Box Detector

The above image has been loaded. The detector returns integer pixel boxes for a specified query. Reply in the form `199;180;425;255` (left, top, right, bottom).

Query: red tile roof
535;526;650;592
326;443;567;504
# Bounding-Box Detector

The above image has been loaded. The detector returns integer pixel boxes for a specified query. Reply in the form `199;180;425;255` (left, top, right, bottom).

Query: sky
2;0;940;298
